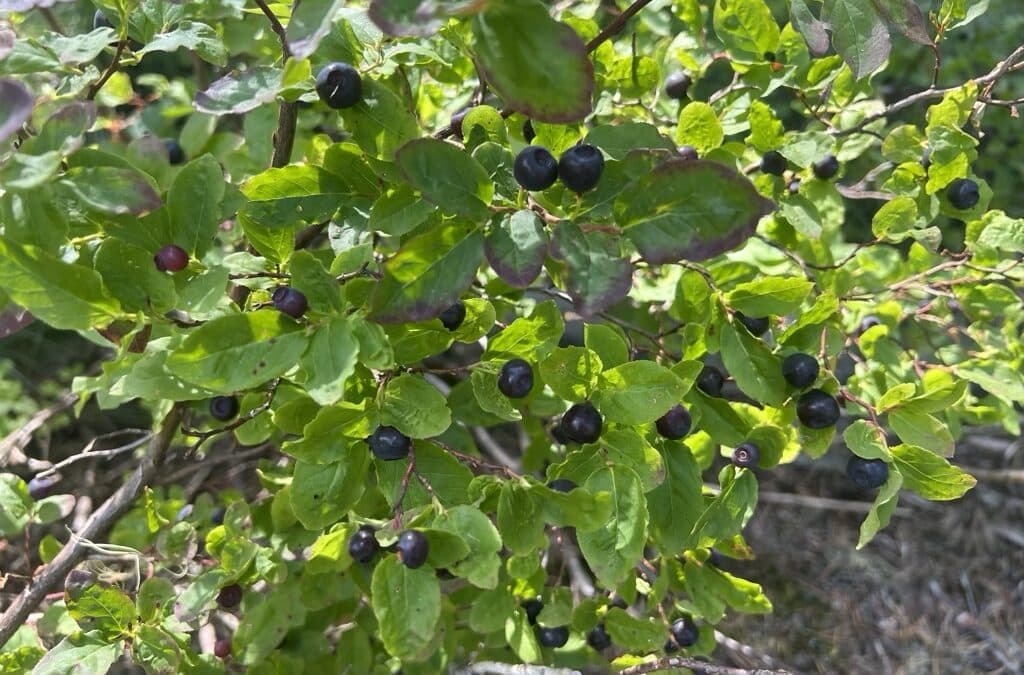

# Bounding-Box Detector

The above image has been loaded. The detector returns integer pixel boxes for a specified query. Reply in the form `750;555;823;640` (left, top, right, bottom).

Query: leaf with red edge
368;0;483;37
550;221;633;318
0;79;33;143
614;160;775;264
871;0;933;45
485;210;548;288
790;0;830;56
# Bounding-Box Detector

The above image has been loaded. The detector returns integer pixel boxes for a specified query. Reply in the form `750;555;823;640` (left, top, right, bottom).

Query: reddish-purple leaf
0;79;34;143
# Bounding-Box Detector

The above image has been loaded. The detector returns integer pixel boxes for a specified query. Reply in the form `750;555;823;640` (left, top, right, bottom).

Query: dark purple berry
547;478;577;493
165;139;185;165
656;404;692;440
368;426;412;461
27;475;58;500
664;72;692;100
315;62;362;109
154;245;188;272
812;154;840;180
761;150;787;175
216;583;243;609
537;625;569;648
946;178;980;210
731;442;760;468
396;530;429;569
796;389;841;428
271;286;308;319
696;365;725;397
781;353;819;389
560;402;603;444
498;358;534;398
846;455;889;489
209;396;239;421
439;301;466;331
213;638;231;659
559;144;604;194
670;616;699;647
514;146;559;191
678;145;699;161
522;598;543;625
736;312;770;336
348;527;379;563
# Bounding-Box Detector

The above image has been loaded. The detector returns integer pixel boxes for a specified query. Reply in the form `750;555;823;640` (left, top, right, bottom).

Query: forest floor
717;435;1024;675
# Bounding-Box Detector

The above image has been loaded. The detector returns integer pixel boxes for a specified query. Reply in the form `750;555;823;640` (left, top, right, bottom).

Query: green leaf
194;67;282;115
395;138;493;219
0;474;31;538
713;0;781;59
550;221;633;317
290;449;370;530
505;609;542;664
338;79;420;159
598;429;664;492
240;165;347;229
872;0;932;45
471;1;593;123
30;632;120;675
234;583;308;665
368;221;484;323
689;396;749;447
586;123;675;160
167;154;226;256
484;300;564;361
746;100;785;152
62;167;162;216
539;347;602;402
615;159;774;263
290;250;345;314
577;466;647;587
0;78;33;143
296;317;358;405
585;324;630;369
726;276;814;316
485;210;548;288
594;361;687;425
888;408;955;457
66;582;135;639
692;467;758;548
164;312;309;394
137;21;227;66
369;185;436;237
975;210;1024;253
891;444;976;500
0;239;122;330
720;322;786;406
371;556;441;661
857;470;902;548
421;528;471;568
286;0;345;59
93;238;176;314
604;607;664;652
368;0;468;37
307;524;356;574
791;0;830;55
497;483;548;555
470;587;515;633
377;442;473;508
470;362;522;421
822;0;891;79
675;102;724;154
380;374;452;438
433;505;503;589
843;420;892;460
647;443;704;555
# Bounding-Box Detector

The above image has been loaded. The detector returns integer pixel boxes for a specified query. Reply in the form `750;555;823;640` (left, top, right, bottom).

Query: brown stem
86;40;127;100
252;0;297;168
252;0;292;58
0;405;183;647
618;657;791;675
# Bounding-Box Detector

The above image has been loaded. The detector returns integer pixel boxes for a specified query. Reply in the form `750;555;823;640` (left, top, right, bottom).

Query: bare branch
455;663;582;675
252;0;292;58
0;391;77;468
34;429;152;479
585;0;655;53
86;40;127;101
252;0;297;168
618;657;791;675
0;404;183;647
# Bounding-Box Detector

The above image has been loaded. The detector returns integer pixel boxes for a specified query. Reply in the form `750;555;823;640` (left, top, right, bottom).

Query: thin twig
86;40;127;100
455;664;582;675
252;0;298;168
180;380;280;456
0;392;78;467
0;405;183;647
585;0;655;52
618;657;791;675
252;0;292;58
34;430;152;479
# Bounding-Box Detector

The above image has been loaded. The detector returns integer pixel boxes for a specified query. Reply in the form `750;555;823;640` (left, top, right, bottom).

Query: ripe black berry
315;62;362;109
736;312;770;336
664;639;679;654
656;404;692;440
760;150;787;176
93;10;112;30
670;616;699;647
846;455;889;489
920;147;932;169
513;146;559;191
367;426;412;461
209;396;240;421
523;120;536;143
969;382;988;399
165;139;186;166
27;475;58;500
664;72;692;100
560;402;603;444
211;507;226;525
271;286;308;319
796;389;841;428
788;179;801;194
587;623;612;650
154;245;188;272
450;109;468;138
547;478;577;493
498;359;534;398
946;178;980;210
781;353;819;389
696;365;725;397
216;583;243;609
348;527;379;563
859;315;881;334
396;530;429;569
537;625;570;648
731;442;760;468
522;598;543;625
439;301;466;331
812;154;840;180
559;144;604;194
213;638;231;659
678;145;699;161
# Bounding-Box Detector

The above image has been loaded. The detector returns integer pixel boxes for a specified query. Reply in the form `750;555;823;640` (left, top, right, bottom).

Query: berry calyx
348;527;380;563
560;402;603;444
315;62;362;109
796;389;841;428
664;72;692;100
781;353;820;389
656;404;692;440
513;146;559;191
271;286;308;319
367;425;412;461
670;616;699;647
587;623;612;650
396;530;429;569
559;144;604;194
946;178;980;210
209;396;240;421
154;245;188;272
216;583;243;609
537;625;570;648
165;139;186;166
213;638;231;659
696;365;725;397
846;455;889;489
439;301;466;331
498;358;534;398
732;442;760;469
760;150;787;175
812;154;840;180
735;312;770;336
547;478;577;493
